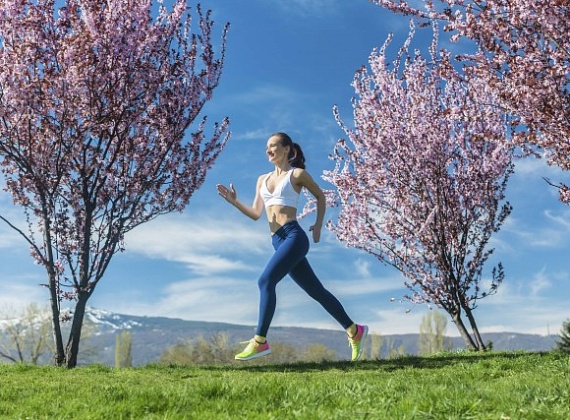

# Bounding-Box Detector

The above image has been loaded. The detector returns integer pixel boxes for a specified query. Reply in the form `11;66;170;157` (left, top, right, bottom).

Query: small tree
114;330;133;368
555;319;570;354
159;341;194;365
384;338;406;359
158;333;234;365
322;25;513;350
0;303;51;364
303;343;336;362
0;0;229;367
208;332;232;364
419;310;452;356
367;332;383;360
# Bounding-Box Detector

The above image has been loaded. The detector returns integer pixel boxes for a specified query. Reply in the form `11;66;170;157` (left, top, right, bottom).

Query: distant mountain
76;308;559;366
1;307;557;365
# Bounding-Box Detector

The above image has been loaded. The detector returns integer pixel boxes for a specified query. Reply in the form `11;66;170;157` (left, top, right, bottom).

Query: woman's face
266;136;289;165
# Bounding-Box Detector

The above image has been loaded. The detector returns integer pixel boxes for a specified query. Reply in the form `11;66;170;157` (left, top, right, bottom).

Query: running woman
216;132;368;361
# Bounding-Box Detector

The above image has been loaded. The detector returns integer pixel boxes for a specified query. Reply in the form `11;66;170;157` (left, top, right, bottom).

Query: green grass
1;351;568;419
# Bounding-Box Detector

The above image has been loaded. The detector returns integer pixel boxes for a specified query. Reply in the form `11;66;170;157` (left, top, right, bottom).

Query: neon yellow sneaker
348;324;369;361
235;339;271;361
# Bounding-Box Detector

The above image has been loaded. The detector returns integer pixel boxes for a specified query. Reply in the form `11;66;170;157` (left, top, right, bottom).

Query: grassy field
1;351;568;419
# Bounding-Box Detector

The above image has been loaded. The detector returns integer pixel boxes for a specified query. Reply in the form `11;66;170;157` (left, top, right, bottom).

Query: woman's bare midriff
266;205;297;234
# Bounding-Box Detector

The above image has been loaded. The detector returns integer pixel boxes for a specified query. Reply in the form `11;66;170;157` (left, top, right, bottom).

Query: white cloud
353;258;372;278
124;214;270;275
529;269;553;296
325;275;405;298
229;84;300;106
513;157;567;179
0;191;33;250
217;84;317;138
0;225;24;250
477;298;568;336
499;208;570;249
370;306;425;335
469;267;570;336
102;275;259;327
233;128;272;142
544;209;570;231
514;226;567;248
266;0;342;18
0;277;49;317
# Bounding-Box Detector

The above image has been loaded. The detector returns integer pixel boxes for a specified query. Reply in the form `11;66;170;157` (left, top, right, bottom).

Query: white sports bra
260;169;300;208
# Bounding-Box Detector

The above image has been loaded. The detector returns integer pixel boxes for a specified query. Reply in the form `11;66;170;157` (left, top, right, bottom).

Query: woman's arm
294;169;326;243
216;176;265;221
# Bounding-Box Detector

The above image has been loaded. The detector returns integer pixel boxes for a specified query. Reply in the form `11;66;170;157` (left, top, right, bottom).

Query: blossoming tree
0;0;229;367
373;0;570;201
324;27;513;350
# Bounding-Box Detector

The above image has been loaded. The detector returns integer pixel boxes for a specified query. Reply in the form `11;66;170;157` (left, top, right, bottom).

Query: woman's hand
309;224;321;243
216;183;237;206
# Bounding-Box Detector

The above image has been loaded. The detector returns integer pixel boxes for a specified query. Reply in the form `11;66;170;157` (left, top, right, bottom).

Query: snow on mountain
83;307;145;333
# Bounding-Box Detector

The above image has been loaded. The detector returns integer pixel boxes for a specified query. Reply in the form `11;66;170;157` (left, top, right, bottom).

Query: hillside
75;308;558;366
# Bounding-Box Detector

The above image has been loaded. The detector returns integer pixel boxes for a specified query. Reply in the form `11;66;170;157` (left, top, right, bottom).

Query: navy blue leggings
256;220;354;337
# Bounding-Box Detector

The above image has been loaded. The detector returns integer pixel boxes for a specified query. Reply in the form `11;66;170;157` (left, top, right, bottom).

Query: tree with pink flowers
323;26;513;350
372;0;570;202
0;0;229;367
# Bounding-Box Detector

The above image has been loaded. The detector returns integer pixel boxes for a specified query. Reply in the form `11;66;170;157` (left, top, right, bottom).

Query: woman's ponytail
289;142;306;169
271;132;306;169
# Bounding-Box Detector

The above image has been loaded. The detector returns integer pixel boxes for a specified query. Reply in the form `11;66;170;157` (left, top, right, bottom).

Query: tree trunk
40;198;66;366
65;293;88;368
451;312;479;350
463;305;487;351
48;270;66;366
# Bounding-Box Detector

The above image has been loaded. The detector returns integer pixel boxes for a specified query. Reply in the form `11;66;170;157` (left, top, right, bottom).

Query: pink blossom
373;0;570;203
0;0;229;367
326;22;512;350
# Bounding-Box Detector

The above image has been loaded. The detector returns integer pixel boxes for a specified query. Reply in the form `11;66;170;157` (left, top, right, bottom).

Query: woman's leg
256;223;309;337
289;254;371;361
288;257;354;330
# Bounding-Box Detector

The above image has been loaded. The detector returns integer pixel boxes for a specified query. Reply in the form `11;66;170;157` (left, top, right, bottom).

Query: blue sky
1;0;569;339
